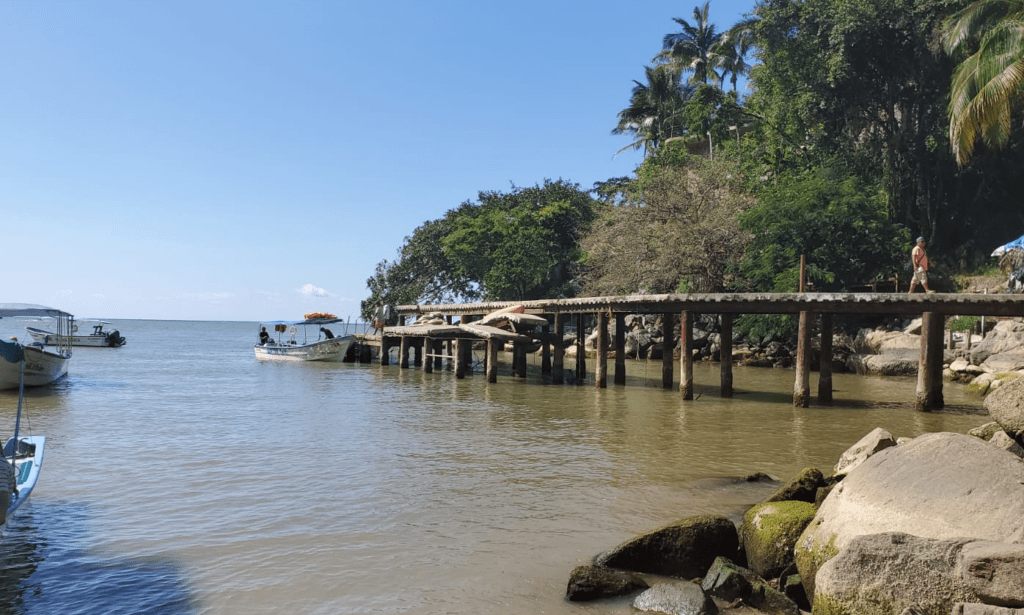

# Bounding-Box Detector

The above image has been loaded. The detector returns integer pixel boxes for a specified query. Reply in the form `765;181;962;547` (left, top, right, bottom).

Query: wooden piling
553;313;565;385
541;321;551;375
916;311;945;411
433;339;442;371
614;313;626;385
720;313;733;397
818;313;833;404
400;336;410;369
681;311;693;399
794;311;811;407
662;313;674;389
516;342;527;378
575;314;586;384
455;337;467;379
596;312;608;388
487;338;498;383
424;337;433;374
380;337;391;366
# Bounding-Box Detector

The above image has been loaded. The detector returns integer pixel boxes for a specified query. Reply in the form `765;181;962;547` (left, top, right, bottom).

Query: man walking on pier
909;237;934;293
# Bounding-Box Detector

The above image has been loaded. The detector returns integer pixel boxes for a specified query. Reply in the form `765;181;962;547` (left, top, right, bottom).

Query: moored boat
0;304;73;390
254;314;355;362
0;337;46;533
27;319;125;347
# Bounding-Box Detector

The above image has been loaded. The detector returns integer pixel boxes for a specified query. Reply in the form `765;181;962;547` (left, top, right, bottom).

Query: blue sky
2;0;752;322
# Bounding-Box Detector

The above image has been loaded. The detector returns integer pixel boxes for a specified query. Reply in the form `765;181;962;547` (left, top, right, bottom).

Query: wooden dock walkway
379;292;1024;411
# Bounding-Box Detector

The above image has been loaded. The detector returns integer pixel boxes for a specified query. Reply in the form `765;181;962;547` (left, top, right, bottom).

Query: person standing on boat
259;327;270;345
320;327;335;339
908;237;935;293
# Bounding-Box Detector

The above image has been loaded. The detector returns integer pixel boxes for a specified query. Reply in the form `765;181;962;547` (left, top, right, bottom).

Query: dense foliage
361;180;596;319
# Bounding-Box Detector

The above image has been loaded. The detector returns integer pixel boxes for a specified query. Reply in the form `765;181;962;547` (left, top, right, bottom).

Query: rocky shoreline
564;378;1024;614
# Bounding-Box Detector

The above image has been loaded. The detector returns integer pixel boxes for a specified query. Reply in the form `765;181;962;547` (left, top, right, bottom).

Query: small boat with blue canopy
254;313;355;362
0;304;73;390
0;336;46;533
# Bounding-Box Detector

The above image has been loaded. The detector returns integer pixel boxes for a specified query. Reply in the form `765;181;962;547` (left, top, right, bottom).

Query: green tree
656;1;724;86
581;147;755;295
612;66;696;156
943;0;1024;166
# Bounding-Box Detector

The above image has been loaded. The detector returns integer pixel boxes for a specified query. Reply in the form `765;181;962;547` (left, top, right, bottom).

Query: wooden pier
380;292;1024;411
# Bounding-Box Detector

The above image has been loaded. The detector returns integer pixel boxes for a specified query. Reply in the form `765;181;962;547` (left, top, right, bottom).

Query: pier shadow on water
0;501;198;615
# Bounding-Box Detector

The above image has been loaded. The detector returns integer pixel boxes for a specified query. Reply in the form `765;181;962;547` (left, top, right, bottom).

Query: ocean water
0;319;987;614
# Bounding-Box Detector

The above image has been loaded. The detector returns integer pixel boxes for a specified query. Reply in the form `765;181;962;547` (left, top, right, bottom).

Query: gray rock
969;422;1005;441
958;540;1024;607
814;533;981;615
834;427;897;477
982;355;1024;374
795;432;1024;601
985;377;1024;437
633;581;717;615
988;431;1024;458
566;565;648;601
951;357;971;372
596;514;739;579
847;351;919;376
954;604;1024;614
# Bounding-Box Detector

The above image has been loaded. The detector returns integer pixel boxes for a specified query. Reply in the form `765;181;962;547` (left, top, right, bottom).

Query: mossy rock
596;513;738;579
763;467;825;504
966;381;992;396
740;501;817;580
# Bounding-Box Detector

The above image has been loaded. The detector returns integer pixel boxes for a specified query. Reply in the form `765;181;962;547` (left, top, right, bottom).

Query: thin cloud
299;283;332;297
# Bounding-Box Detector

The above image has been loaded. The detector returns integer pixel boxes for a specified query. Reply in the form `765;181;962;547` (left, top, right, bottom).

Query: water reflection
0;502;197;615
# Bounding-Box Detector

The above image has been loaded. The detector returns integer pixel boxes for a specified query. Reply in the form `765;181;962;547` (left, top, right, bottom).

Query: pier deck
382;292;1024;411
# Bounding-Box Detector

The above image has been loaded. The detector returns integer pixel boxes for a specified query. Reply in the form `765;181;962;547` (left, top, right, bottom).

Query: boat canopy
0;339;24;364
260;318;346;326
0;304;74;319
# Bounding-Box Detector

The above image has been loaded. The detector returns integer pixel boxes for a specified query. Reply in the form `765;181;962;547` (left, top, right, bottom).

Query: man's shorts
914;269;928;285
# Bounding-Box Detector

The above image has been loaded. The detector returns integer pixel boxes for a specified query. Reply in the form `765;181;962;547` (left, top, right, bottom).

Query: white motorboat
254;316;355;362
26;319;125;348
0;304;73;390
0;337;46;532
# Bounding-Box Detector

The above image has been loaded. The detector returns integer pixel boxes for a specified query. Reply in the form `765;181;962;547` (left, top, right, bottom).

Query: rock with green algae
762;467;826;504
565;565;649;601
740;500;817;580
596;514;739;579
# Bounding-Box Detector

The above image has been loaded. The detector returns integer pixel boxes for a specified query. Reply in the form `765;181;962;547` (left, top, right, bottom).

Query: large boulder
597;514;739;579
814;533;1024;615
739;501;817;580
795;432;1024;601
566;565;648;601
985;376;1024;438
847;350;919;376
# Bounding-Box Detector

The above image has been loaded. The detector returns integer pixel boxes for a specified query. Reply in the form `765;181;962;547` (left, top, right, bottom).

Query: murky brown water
0;320;987;614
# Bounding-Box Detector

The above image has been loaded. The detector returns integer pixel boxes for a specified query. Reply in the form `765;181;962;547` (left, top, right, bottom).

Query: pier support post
916;312;945;411
400;336;410;369
576;314;586;384
681;311;694;399
515;343;527;378
818;314;833;404
662;313;674;389
720;313;733;397
455;338;467;379
380;337;391;366
487;339;498;383
541;321;551;375
424;337;433;373
553;314;565;384
614;313;626;385
413;338;423;367
433;339;442;371
794;311;811;407
596;312;608;388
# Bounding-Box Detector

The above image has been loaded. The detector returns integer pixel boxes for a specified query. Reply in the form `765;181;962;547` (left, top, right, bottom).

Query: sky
2;0;754;322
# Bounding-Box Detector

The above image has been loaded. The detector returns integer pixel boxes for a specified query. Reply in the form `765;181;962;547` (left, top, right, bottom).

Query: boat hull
26;327;125;348
0;346;69;390
2;436;44;531
253;335;354;362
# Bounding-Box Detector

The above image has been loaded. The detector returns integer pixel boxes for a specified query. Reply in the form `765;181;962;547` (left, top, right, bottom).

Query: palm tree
656;1;723;86
942;0;1024;166
612;66;695;156
717;17;757;92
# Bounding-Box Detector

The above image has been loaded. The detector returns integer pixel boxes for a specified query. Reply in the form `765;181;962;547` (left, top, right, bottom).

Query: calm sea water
0;319;987;615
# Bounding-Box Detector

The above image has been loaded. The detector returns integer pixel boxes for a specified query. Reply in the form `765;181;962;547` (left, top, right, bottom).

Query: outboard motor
106;330;126;347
